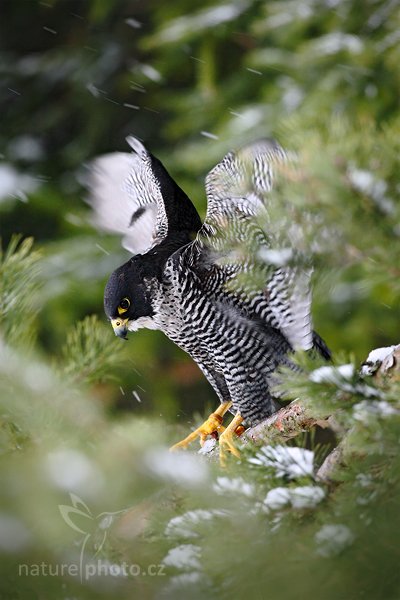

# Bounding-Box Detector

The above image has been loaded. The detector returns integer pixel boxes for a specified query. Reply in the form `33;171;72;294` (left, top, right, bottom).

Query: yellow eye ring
118;297;130;314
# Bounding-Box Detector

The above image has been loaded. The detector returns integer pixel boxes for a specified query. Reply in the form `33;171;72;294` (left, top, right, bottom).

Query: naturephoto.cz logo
18;493;165;582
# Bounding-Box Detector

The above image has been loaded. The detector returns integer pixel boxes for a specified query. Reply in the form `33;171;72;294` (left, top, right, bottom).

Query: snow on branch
202;344;400;478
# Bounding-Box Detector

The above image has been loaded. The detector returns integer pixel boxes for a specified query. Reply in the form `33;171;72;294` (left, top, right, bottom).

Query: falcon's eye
118;297;131;314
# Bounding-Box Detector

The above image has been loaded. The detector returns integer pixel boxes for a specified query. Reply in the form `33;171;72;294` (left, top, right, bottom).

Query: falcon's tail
311;331;331;361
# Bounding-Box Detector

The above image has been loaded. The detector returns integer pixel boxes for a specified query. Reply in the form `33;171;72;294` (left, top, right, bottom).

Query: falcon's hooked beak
111;318;129;340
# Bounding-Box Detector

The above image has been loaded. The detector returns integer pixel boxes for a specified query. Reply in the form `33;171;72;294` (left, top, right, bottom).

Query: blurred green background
1;0;399;424
1;2;400;599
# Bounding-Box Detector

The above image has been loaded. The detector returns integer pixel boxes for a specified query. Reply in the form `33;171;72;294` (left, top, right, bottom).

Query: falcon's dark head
104;257;157;339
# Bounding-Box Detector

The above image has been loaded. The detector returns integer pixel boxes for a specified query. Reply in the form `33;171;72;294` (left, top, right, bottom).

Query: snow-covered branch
202;344;400;472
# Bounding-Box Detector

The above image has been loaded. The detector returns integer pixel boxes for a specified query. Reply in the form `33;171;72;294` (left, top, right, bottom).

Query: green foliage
60;314;124;386
1;0;399;375
0;238;399;599
1;1;400;598
0;236;41;348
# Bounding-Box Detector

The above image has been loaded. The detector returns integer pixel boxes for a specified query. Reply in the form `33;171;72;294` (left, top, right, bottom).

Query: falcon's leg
219;412;244;467
170;401;233;451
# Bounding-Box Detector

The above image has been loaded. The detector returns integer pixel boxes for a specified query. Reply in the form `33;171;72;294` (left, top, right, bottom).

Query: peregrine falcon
87;137;330;460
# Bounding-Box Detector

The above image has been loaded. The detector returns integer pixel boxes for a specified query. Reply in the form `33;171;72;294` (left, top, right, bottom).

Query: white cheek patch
128;317;159;332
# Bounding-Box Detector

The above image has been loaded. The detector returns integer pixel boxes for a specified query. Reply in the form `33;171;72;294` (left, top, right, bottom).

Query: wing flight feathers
204;139;287;225
87;137;169;255
197;139;313;351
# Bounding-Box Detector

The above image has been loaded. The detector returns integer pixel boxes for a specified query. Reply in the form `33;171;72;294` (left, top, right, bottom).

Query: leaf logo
59;493;94;535
58;493;126;581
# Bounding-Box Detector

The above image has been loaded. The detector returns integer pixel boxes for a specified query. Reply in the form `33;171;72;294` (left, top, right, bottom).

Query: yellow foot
170;401;232;451
219;412;244;467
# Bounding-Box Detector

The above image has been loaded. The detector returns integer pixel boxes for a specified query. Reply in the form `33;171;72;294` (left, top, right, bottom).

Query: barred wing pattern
87;136;329;428
193;140;314;352
205;139;285;224
87;136;168;255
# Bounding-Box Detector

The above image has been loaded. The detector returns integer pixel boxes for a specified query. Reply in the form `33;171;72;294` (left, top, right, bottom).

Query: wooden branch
316;444;344;483
201;344;400;466
201;400;330;460
241;401;329;446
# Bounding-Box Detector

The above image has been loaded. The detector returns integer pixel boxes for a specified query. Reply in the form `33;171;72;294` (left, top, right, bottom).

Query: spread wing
86;136;201;255
192;139;314;352
204;139;286;226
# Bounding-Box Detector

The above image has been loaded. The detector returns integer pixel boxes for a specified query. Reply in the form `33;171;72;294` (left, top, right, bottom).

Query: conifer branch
241;401;329;446
60;314;125;385
0;236;41;347
204;344;400;466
